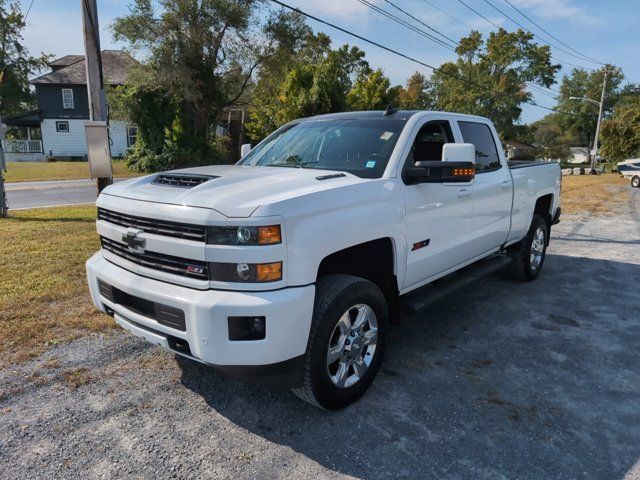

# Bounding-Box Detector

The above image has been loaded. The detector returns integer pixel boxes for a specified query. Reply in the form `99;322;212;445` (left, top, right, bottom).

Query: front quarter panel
255;179;407;289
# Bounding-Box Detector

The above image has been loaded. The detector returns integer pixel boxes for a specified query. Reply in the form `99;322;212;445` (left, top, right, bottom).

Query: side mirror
405;143;476;183
240;143;252;157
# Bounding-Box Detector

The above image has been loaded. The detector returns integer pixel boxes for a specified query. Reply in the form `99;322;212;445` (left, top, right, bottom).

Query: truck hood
102;165;367;218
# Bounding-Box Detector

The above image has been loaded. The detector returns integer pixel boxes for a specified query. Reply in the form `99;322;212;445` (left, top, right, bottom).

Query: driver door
401;119;475;290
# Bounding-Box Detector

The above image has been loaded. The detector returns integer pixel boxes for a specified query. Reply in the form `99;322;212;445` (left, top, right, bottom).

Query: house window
62;88;74;109
127;126;138;147
56;121;69;133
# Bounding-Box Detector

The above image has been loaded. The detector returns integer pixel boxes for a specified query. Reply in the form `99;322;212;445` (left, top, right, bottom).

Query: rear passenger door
457;121;513;256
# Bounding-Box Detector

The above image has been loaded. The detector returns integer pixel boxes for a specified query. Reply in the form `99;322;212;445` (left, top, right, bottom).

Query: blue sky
20;0;640;124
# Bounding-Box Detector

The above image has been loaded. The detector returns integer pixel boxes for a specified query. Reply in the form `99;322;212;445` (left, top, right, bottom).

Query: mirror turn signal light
452;168;475;177
258;225;281;245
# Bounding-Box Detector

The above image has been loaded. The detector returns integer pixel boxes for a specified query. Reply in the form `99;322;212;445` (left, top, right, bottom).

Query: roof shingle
32;50;137;86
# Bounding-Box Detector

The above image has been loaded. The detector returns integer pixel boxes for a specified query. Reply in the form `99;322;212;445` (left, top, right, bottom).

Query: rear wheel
631;175;640;188
508;215;548;281
292;274;388;409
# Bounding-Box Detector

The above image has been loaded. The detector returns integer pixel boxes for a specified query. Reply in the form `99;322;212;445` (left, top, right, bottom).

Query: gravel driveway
2;188;639;480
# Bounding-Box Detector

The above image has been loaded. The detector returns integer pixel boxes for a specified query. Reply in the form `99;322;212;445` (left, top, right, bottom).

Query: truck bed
508;160;557;169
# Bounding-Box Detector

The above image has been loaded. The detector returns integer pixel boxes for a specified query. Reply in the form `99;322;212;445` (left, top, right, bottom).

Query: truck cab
86;110;561;409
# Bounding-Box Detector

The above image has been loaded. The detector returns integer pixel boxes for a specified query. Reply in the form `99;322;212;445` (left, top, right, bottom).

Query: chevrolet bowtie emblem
122;227;146;253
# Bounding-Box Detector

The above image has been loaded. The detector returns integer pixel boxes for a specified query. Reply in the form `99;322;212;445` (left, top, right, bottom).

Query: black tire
292;274;388;410
508;215;548;281
631;176;640;188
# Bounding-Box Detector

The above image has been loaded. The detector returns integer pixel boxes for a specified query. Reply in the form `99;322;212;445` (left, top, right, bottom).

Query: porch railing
2;139;43;154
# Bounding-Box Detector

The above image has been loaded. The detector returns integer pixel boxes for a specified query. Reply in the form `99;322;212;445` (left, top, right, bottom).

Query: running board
400;254;512;315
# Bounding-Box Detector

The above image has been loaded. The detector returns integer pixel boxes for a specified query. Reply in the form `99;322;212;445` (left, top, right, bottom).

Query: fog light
228;316;266;341
236;263;251;280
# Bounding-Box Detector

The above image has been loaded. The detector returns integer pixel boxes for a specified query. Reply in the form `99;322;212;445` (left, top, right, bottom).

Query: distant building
2;50;138;161
569;147;589;164
504;139;536;160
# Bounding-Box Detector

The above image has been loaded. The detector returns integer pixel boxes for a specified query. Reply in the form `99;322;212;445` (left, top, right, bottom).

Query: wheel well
317;238;399;321
534;194;554;244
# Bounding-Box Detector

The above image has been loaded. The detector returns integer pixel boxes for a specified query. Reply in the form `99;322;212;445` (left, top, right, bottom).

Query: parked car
617;159;640;188
86;110;561;409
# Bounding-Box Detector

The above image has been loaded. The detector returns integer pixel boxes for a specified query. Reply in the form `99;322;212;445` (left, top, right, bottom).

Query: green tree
346;68;397;110
427;29;559;137
554;66;624;149
600;96;640;162
397;71;432;110
0;0;49;115
530;114;578;161
246;31;369;142
112;0;284;170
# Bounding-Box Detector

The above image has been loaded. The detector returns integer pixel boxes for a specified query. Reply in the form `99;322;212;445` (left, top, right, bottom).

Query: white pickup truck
86;110;561;409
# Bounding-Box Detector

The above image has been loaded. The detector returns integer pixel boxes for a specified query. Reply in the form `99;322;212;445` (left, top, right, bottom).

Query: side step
400;254;512;315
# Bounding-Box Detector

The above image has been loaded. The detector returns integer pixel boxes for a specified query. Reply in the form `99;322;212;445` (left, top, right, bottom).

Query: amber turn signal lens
258;225;281;245
452;168;475;177
256;262;282;282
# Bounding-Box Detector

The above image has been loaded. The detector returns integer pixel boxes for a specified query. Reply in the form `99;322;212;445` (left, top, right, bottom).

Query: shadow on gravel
178;254;640;479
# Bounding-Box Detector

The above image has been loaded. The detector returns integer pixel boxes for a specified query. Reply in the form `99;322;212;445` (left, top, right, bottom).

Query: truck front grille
97;208;206;242
101;237;209;280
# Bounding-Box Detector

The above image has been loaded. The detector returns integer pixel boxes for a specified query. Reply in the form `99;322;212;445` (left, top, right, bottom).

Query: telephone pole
81;0;112;192
0;112;8;218
590;69;608;175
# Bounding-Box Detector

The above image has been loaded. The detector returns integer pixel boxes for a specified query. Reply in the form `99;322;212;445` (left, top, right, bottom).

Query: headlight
207;225;281;245
210;261;282;282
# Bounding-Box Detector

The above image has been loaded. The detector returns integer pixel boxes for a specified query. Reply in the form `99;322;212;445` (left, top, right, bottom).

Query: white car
617;159;640;188
86;110;561;409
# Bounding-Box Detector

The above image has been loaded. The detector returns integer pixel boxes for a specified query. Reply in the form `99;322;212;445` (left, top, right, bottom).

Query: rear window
458;121;502;173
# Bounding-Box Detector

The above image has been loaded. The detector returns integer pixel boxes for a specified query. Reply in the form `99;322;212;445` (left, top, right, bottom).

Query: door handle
457;188;472;198
501;180;511;189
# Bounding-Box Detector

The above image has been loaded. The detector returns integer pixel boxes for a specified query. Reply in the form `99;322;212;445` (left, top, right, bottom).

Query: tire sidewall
632;176;640;188
309;278;388;409
524;216;548;279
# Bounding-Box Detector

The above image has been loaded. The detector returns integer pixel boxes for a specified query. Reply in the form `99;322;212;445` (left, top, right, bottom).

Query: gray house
3;50;137;161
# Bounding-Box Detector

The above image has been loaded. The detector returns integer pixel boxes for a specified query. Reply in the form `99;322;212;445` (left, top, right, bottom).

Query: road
5;178;127;209
1;189;639;479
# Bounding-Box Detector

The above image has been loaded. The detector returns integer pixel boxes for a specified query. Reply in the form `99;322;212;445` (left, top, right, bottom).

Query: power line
354;0;456;51
457;0;595;72
420;0;473;30
481;0;598;71
381;0;460;47
267;0;573;116
502;0;606;66
24;0;36;22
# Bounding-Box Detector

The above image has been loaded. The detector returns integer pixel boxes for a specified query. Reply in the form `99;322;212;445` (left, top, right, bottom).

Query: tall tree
112;0;284;168
0;0;49;115
427;29;560;136
600;95;640;162
397;71;432;110
530;114;578;161
246;30;369;142
554;66;624;148
346;68;397;111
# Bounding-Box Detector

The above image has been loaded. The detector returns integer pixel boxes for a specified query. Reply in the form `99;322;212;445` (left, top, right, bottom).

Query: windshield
239;118;407;178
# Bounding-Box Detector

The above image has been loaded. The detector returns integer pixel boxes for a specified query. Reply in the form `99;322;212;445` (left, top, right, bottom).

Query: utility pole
590;69;608;174
0;112;8;218
81;0;112;192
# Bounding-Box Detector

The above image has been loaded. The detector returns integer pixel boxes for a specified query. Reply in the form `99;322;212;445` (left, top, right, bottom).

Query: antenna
383;105;398;116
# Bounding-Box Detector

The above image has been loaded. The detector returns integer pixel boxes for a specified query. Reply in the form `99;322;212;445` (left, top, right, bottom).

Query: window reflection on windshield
239;118;407;179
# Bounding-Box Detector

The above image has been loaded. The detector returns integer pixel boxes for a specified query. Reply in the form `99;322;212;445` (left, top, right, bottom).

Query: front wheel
508;215;548;281
631;175;640;188
292;274;388;409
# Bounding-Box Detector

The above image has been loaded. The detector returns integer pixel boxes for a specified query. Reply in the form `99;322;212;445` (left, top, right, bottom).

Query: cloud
508;0;601;25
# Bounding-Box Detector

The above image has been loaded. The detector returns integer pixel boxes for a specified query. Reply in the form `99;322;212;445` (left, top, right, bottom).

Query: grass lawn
0;174;632;366
0;205;114;367
561;173;630;215
3;161;139;183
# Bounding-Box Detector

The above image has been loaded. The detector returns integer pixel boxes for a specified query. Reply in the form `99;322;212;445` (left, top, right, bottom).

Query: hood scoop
152;173;218;188
315;173;346;181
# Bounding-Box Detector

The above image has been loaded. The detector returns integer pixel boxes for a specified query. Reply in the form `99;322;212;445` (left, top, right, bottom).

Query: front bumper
86;252;315;388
